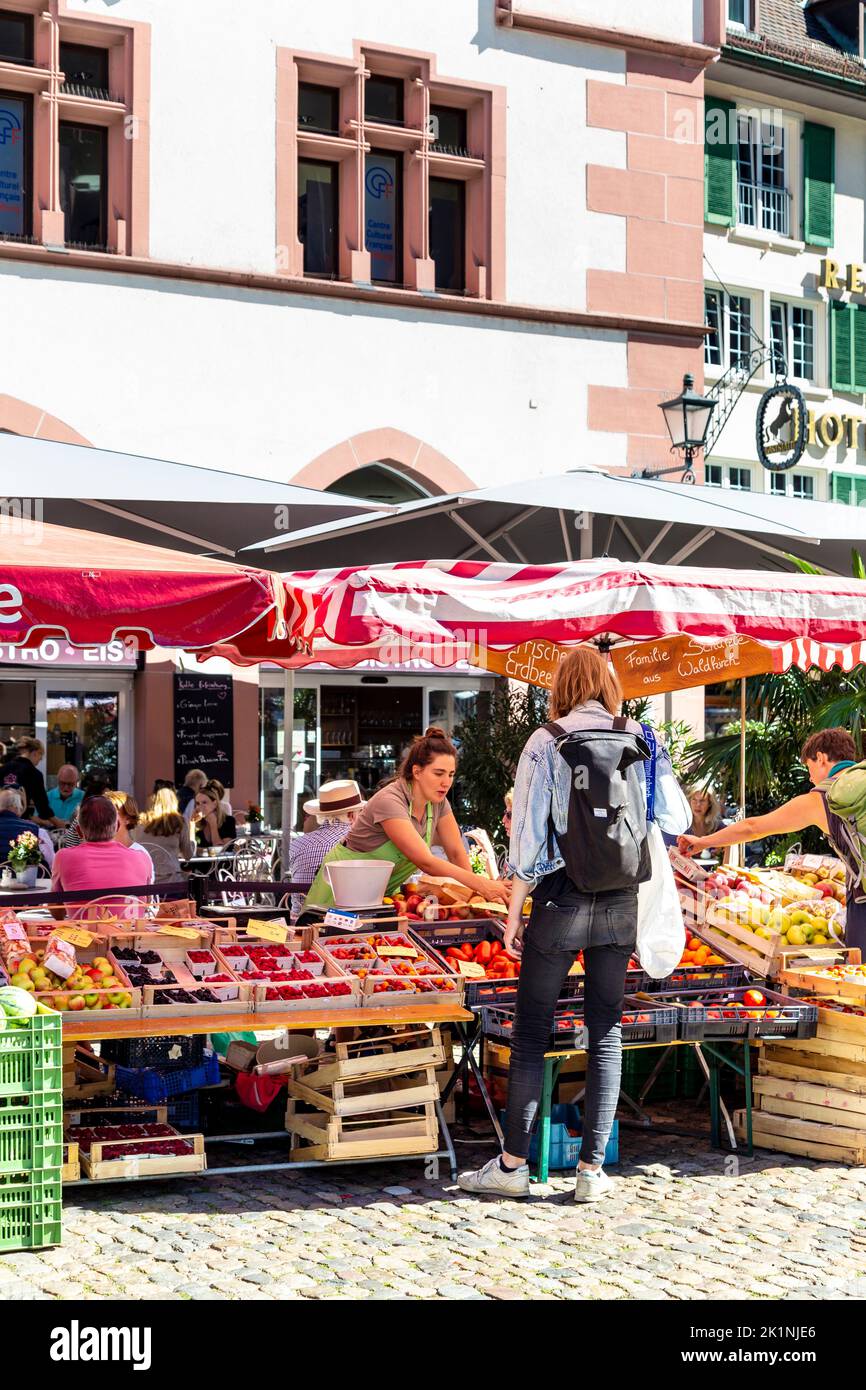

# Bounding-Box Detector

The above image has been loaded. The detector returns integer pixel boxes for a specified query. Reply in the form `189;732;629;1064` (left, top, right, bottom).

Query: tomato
489;940;504;958
475;941;493;965
743;988;766;1007
446;947;463;960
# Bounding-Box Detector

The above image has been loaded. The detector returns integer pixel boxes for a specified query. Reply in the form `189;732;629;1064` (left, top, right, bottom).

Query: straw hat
303;779;365;820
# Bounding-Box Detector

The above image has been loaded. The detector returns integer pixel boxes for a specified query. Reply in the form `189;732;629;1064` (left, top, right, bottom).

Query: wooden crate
297;1026;446;1088
80;1132;206;1180
780;962;866;1006
286;1065;439;1119
286;1099;438;1161
61;1141;79;1183
735;1109;866;1164
64;1103;168;1129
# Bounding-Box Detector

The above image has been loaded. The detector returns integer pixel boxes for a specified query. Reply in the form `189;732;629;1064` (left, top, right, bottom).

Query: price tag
158;925;202;941
456;959;486;979
1;922;27;942
377;944;418;959
54;926;94;948
323;910;360;931
245;919;289;944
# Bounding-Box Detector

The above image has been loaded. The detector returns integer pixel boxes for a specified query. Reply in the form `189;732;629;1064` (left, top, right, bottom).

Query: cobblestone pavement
4;1111;866;1300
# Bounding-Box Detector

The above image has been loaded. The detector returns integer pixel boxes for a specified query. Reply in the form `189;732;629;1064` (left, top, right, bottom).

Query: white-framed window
769;471;817;501
770;301;815;382
737;112;790;237
704;288;754;372
705;462;753;491
727;0;751;29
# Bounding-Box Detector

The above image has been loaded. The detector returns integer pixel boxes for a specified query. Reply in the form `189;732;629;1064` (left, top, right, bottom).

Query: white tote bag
636;822;686;979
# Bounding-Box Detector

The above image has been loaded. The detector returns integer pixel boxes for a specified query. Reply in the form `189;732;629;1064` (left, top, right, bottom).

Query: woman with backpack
458;647;690;1203
679;727;866;952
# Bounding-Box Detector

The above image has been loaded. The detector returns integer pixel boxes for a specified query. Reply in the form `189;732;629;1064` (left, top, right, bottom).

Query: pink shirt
52;841;150;916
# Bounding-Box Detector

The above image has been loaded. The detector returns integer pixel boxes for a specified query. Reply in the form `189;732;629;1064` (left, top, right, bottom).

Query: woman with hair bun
304;726;511;910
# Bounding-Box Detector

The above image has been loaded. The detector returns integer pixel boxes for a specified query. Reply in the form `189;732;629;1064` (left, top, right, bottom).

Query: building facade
703;0;866;505
0;0;722;814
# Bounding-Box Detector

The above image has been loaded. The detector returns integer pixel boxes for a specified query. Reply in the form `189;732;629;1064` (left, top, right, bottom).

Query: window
770;472;816;500
365;149;402;283
298;83;339;136
430;105;468;155
59;122;107;247
737;113;789;237
727;0;749;27
429;177;465;292
705;462;752;491
770;301;815;381
704;288;753;371
298;159;338;276
282;47;503;297
365;75;403;127
0;9;32;65
59;43;109;98
704;290;722;368
0;91;30;237
832;473;866;508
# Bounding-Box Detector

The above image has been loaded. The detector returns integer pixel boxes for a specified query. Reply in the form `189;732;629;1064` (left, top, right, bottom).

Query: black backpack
544;717;652;894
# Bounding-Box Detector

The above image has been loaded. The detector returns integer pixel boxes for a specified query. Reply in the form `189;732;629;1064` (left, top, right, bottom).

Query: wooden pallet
286;1098;438;1161
296;1026;445;1088
286;1065;439;1118
743;1032;866;1164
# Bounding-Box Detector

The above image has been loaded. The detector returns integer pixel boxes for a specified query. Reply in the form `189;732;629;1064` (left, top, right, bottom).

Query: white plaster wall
0;261;629;481
510;0;700;43
65;0;630;310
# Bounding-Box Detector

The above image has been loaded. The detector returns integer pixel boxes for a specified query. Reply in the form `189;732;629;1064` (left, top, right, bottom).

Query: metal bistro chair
213;839;276;912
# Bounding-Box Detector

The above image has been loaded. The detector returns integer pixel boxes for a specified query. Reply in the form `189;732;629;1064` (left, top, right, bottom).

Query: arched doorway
289;427;475;495
325;462;431;507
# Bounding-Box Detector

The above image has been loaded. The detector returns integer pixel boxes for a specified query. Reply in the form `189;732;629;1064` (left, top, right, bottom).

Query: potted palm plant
7;831;42;886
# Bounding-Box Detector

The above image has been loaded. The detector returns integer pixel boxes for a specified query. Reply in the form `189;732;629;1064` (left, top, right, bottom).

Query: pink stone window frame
0;0;149;255
277;40;505;298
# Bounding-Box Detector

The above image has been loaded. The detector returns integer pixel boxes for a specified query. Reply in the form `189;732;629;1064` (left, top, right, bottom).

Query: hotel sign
755;383;807;472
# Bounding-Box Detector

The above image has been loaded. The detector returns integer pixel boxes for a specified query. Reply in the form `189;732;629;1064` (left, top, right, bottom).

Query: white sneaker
574;1166;614;1203
457;1155;530;1198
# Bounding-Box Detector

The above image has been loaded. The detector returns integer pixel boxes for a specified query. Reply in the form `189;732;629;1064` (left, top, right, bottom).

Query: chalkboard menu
173;673;234;786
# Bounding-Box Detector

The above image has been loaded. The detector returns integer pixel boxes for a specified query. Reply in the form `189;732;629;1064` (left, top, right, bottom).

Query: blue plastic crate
166;1092;200;1132
115;1052;220;1104
529;1105;619;1171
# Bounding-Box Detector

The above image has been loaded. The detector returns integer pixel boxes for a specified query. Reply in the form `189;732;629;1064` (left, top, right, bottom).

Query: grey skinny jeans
502;888;638;1167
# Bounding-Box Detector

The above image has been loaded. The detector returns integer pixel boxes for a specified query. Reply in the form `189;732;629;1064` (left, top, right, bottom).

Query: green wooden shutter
831;300;854;392
832;473;866;507
802;122;835;247
705;97;736;226
853;304;866;393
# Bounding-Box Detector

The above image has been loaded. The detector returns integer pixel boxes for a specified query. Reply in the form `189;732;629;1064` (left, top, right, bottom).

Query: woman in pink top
52;796;150;916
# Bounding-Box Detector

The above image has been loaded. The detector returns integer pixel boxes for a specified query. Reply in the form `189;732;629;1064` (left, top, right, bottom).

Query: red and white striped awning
200;559;866;678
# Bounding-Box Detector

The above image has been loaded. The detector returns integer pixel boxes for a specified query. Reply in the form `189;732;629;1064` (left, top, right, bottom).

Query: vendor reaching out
678;727;866;953
303;726;511;910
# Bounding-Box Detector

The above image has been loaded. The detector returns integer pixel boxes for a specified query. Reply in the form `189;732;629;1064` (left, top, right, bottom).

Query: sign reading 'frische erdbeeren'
173;673;234;786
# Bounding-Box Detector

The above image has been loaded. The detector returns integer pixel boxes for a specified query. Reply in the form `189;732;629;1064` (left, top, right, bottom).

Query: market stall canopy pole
0;520;288;651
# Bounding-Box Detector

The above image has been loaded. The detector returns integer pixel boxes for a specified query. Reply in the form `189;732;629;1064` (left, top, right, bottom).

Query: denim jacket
506;701;692;883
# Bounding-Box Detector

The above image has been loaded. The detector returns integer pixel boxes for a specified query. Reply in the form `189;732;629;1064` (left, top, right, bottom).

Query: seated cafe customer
192;781;236;849
52;796;148;913
47;765;84;824
0;788;43;867
133;787;194;881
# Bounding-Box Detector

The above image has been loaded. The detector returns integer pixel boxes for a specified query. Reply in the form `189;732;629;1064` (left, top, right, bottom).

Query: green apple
786;924;807;946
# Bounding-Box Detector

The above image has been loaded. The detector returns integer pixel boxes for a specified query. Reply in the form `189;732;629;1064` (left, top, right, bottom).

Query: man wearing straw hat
289;780;365;915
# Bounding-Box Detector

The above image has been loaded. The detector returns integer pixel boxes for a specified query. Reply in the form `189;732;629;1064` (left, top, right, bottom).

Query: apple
67;995;86;1011
83;993;101;1009
17;956;37;975
53;994;69;1011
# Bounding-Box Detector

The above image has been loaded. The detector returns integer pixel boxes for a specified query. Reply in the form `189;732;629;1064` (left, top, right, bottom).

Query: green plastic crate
0;1010;63;1099
0;1094;63;1174
0;1170;62;1251
621;1046;678;1102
